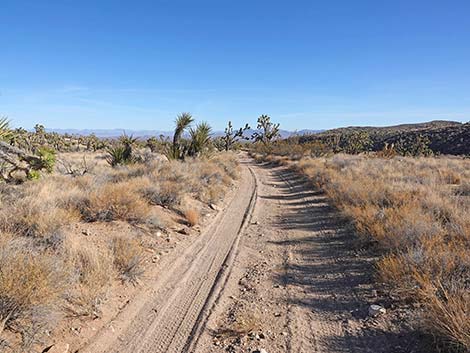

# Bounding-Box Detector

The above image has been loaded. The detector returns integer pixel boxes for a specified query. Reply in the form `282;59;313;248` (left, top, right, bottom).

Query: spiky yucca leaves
189;122;212;156
106;133;137;167
0;117;13;142
168;113;194;160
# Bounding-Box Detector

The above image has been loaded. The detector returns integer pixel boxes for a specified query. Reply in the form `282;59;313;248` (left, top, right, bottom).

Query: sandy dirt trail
82;157;425;353
82;158;257;353
193;159;426;353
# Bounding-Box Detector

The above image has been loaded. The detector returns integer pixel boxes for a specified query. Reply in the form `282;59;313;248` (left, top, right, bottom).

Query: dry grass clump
141;180;182;208
81;181;151;223
0;235;67;350
291;154;470;351
64;239;112;317
184;208;200;227
112;237;144;284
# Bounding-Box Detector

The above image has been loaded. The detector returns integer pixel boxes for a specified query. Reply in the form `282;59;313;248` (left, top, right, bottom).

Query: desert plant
184;208;200;227
0;240;67;350
141;181;182;208
105;133;137;167
112;237;144;284
189;121;212;156
81;182;150;223
167;113;194;160
252;114;280;146
220;121;250;151
0;117;13;142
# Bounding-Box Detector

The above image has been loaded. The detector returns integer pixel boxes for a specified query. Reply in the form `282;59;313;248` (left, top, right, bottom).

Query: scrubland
0;150;239;352
259;152;469;351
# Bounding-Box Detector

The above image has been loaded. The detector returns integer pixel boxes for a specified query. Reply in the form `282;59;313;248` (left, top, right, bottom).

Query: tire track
82;162;257;353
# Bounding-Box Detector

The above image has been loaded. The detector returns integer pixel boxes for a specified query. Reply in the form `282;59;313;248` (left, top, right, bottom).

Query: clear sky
1;0;470;131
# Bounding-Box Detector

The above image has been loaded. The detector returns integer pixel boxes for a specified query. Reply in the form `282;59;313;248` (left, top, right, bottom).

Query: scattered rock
253;349;268;353
368;304;386;317
177;228;189;235
44;343;70;353
210;204;219;211
82;229;91;236
274;312;281;317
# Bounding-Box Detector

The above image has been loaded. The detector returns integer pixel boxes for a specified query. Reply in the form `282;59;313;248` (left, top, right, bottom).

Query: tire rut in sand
82;164;257;353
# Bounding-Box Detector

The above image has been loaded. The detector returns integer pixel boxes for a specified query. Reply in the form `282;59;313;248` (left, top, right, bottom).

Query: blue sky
1;0;470;131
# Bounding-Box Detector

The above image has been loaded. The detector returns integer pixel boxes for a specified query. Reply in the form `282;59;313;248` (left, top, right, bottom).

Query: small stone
274;312;281;317
210;204;219;211
47;343;70;353
156;231;162;237
253;349;268;353
178;228;189;235
82;229;91;236
368;304;386;317
281;331;288;336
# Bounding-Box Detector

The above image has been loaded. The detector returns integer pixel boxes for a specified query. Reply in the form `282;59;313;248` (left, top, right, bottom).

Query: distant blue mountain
46;128;323;139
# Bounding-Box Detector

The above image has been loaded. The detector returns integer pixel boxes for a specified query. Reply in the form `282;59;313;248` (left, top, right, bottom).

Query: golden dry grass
0;234;68;350
0;150;240;349
184;208;200;227
112;236;144;284
288;154;470;351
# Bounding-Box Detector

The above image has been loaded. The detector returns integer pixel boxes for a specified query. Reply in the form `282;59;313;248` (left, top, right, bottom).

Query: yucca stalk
170;113;194;160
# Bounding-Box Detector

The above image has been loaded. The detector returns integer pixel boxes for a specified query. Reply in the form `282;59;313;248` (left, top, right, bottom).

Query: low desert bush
0;236;67;349
64;240;112;317
184;208;200;227
141;181;182;208
112;237;144;284
81;182;151;223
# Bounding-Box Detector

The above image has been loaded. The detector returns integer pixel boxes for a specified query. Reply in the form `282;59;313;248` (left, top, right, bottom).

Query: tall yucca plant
189;122;212;156
168;113;194;160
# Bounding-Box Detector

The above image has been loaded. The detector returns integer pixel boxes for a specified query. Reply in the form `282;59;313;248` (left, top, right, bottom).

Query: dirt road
82;157;426;353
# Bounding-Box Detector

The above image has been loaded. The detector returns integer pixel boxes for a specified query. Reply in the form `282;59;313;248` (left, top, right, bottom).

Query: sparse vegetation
260;152;470;351
0;122;240;350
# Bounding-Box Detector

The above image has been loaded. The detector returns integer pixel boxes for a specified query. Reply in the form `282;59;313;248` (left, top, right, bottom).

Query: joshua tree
252;114;280;146
189;121;212;156
169;112;194;160
221;121;250;151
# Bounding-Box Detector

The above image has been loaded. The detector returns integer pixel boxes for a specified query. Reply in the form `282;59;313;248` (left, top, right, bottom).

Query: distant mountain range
45;128;323;139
